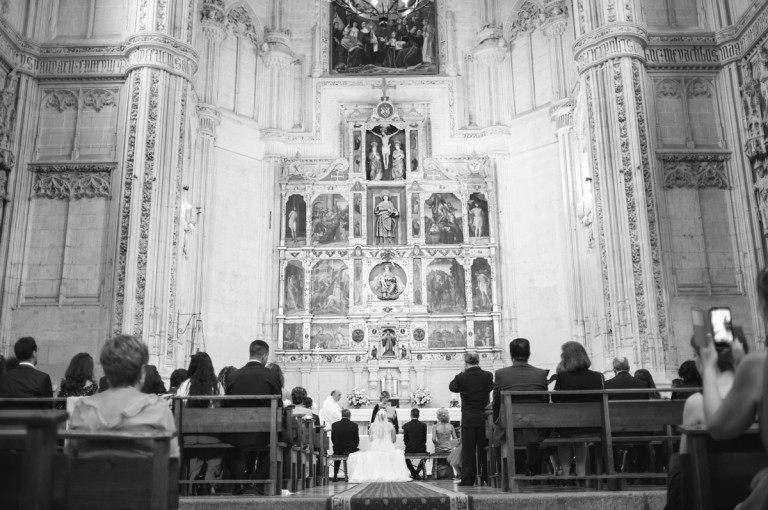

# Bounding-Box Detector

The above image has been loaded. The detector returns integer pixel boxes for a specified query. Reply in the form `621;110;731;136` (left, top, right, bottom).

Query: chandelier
330;0;435;21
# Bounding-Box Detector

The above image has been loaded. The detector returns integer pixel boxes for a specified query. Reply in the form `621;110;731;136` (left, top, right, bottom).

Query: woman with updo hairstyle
67;335;178;458
432;407;457;453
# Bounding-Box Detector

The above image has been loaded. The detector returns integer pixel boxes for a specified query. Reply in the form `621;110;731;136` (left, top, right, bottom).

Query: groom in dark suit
0;337;53;409
331;409;359;482
449;351;494;486
402;408;428;480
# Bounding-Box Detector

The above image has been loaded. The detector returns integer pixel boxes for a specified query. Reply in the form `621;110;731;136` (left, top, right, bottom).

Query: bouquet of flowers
347;388;371;408
410;387;432;407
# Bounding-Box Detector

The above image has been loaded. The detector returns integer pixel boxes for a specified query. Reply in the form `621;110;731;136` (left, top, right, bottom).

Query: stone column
113;0;198;369
574;12;668;370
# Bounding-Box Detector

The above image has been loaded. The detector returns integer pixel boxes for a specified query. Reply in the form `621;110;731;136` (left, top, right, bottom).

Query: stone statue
382;330;396;357
371;345;378;359
371;263;404;300
369;142;383;180
391;142;405;180
0;70;19;148
469;201;485;237
374;194;399;244
400;344;407;359
369;125;398;169
287;207;299;241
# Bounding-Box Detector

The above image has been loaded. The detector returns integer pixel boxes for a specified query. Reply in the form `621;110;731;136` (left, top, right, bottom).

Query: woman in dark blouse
56;353;99;409
552;341;604;476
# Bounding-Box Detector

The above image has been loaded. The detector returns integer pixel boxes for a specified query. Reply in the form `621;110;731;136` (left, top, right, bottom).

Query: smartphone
691;307;709;348
710;307;733;342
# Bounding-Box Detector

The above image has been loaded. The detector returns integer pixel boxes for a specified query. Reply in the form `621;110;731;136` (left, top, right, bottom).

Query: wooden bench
498;388;688;492
681;425;768;510
328;452;450;480
0;411;178;510
173;394;284;496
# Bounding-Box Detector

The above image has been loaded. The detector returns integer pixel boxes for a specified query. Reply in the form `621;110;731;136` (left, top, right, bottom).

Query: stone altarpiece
275;96;501;398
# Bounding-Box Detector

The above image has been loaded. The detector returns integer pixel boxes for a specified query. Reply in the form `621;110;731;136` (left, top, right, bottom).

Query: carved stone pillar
575;19;668;370
542;2;570;101
113;0;198;369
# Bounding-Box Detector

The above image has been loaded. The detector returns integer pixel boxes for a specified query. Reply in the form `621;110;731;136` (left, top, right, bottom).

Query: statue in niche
469;201;485;237
369;142;384;180
400;344;407;359
374;193;399;244
371;345;378;359
369;125;399;170
288;207;299;241
382;329;397;357
391;142;405;180
370;262;405;300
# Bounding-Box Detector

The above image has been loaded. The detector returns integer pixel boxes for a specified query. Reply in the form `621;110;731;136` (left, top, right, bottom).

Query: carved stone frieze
30;164;114;200
82;89;117;112
574;25;648;73
43;90;77;112
227;5;263;47
505;1;545;42
124;34;199;81
659;154;731;190
281;156;350;182
549;97;576;130
0;68;18;149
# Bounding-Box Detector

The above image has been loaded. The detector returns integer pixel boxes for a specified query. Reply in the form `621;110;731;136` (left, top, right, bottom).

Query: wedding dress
347;410;412;483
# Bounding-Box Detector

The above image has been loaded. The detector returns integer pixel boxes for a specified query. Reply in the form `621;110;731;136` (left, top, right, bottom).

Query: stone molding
125;34;199;81
549;97;576;130
659;153;731;190
196;103;221;137
29;163;114;200
573;24;648;73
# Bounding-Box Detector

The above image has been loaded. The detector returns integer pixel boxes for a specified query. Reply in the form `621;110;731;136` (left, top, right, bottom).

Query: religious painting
329;0;439;75
285;195;307;246
468;193;490;238
368;189;405;245
425;193;463;244
311;260;349;315
413;258;422;304
310;323;349;349
410;130;419;172
311;194;349;245
471;258;492;312
366;125;406;181
427;258;466;313
284;261;305;315
428;321;467;348
282;323;304;350
369;262;407;300
473;321;494;347
353;131;363;173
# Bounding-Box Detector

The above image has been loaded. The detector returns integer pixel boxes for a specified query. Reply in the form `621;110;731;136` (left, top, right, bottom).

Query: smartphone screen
710;307;733;342
691;307;709;348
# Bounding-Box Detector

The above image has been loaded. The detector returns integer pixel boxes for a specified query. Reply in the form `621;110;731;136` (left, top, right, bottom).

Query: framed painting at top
330;0;439;76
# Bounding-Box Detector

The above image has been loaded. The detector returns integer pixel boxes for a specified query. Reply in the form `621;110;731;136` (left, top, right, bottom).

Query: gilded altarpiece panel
276;99;501;398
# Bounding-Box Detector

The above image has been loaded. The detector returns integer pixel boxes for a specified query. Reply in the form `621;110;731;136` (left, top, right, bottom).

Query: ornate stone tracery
31;164;112;200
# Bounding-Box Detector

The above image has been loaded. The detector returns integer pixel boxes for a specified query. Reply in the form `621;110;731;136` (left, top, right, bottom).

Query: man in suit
98;364;167;394
402;407;428;480
605;357;649;400
224;339;283;494
449;351;494;486
0;337;53;409
492;338;549;475
330;409;359;482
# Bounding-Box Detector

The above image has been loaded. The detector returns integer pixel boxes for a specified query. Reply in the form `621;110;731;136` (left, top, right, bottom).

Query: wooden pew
681;425;768;510
0;412;177;510
173;395;284;496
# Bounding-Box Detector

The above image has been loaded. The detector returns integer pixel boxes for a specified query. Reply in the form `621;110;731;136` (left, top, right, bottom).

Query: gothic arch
502;0;546;42
225;1;265;47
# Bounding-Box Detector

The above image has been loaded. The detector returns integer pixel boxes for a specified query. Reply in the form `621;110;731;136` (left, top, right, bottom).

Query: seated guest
403;408;428;479
99;362;167;395
3;356;19;372
633;369;660;399
432;408;458;479
552;341;604;477
217;365;236;389
56;353;99;409
331;408;359;482
302;397;321;428
67;335;179;458
0;336;53;409
605;357;649;400
168;368;188;395
493;338;548;475
665;329;748;510
289;386;313;418
176;352;225;494
671;360;701;400
370;391;399;433
223;340;282;495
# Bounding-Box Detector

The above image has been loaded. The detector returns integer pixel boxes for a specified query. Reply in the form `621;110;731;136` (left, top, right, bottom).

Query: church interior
1;0;768;507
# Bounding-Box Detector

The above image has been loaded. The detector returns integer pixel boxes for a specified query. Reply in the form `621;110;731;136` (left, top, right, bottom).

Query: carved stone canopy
659;153;730;190
30;164;114;200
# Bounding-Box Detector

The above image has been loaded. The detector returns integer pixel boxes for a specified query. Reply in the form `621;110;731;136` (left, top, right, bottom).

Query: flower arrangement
347;388;371;408
410;387;432;407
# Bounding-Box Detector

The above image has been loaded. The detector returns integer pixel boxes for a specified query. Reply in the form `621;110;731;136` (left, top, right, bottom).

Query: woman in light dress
347;409;411;483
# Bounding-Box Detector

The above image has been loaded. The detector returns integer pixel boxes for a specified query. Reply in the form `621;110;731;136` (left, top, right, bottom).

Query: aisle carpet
328;482;469;510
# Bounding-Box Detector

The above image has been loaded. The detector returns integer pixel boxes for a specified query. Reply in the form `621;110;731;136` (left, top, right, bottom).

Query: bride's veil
369;409;390;442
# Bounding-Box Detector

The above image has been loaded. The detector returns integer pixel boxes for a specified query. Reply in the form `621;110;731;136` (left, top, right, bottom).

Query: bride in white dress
347;409;412;483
